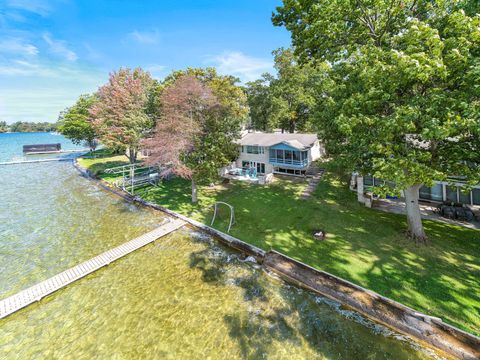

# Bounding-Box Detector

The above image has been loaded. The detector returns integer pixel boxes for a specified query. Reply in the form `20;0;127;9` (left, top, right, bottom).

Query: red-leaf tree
143;75;240;203
91;68;156;163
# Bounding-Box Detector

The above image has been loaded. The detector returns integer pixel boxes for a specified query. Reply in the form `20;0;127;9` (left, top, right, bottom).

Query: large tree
58;94;98;151
274;1;480;242
245;73;275;131
163;67;249;124
91;68;157;163
143;75;240;203
269;48;316;133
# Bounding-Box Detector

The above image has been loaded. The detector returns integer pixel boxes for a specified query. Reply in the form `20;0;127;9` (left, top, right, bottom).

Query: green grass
78;149;132;183
79;155;480;336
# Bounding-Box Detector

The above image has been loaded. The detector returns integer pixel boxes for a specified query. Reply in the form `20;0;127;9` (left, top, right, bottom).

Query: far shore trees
91;68;158;164
58;94;98;152
0;121;7;133
143;75;241;203
274;0;480;242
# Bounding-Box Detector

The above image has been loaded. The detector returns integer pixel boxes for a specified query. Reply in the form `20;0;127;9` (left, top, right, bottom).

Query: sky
0;0;291;124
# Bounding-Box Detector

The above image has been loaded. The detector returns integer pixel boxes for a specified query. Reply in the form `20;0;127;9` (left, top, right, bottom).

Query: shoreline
72;158;480;360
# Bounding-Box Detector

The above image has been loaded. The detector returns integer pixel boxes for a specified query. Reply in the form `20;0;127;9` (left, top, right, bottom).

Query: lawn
79;154;480;336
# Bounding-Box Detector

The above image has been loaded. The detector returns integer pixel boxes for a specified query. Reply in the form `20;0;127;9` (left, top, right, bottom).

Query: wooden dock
0;158;74;166
0;218;186;319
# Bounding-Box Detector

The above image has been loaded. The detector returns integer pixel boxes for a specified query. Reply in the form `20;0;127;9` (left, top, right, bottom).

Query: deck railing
269;157;308;167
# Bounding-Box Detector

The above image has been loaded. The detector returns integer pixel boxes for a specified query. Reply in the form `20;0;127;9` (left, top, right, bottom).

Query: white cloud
145;64;166;79
6;0;52;16
127;29;161;44
0;38;39;56
42;32;77;61
207;51;273;82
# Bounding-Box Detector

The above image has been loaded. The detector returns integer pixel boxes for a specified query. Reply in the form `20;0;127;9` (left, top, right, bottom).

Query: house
225;131;324;180
353;173;480;208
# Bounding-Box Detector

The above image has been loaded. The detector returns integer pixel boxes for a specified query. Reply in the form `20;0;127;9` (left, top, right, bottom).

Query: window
256;163;265;174
285;150;293;161
363;176;374;186
374;178;385;186
459;188;471;204
473;189;480;205
419;184;443;202
293;151;300;162
276;149;283;160
446;186;457;203
246;145;263;154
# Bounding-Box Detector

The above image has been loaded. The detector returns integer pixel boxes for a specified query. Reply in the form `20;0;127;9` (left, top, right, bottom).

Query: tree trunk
128;148;137;164
191;178;198;203
404;184;427;244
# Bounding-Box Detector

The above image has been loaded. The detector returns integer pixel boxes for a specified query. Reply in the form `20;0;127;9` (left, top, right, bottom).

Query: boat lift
105;163;161;195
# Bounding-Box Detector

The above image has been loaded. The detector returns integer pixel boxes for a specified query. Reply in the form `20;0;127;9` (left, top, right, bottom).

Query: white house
227;131;324;180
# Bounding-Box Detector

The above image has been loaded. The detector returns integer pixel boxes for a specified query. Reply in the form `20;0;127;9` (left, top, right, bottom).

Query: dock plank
0;218;186;319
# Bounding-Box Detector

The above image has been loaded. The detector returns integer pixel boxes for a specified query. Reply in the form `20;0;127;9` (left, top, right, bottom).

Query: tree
143;75;240;203
58;94;98;151
91;68;157;164
163;67;249;124
269;48;316;133
274;1;480;242
245;73;275;131
0;121;7;133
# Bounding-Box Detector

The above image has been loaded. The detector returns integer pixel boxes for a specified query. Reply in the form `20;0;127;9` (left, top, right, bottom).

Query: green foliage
274;0;480;238
7;121;58;132
245;73;275;131
163;67;249;122
269;48;317;132
184;107;241;185
58;94;98;150
244;49;317;133
92;68;157;163
0;121;7;133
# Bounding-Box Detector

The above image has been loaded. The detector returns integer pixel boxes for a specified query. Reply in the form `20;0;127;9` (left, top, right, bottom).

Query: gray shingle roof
237;132;318;150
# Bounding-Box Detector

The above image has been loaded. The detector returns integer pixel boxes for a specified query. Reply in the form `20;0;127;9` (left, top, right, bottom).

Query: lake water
0;133;441;359
0;132;84;162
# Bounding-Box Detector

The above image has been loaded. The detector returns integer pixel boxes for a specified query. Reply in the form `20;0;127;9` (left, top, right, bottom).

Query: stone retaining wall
263;250;479;360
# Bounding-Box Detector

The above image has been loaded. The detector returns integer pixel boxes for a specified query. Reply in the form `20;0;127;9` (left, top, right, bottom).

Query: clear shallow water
0;162;163;297
0;229;439;359
0;134;441;359
0;132;84;162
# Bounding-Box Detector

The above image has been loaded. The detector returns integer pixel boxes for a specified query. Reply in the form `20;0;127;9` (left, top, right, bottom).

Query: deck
0;218;186;319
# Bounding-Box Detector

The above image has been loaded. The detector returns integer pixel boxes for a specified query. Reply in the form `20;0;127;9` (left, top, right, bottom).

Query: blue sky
0;0;290;123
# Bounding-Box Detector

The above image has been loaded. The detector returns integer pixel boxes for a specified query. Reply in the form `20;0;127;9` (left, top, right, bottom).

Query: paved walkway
0;218;186;319
373;198;480;230
302;169;325;199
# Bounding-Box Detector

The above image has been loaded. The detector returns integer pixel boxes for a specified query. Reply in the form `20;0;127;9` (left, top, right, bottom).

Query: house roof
237;132;318;150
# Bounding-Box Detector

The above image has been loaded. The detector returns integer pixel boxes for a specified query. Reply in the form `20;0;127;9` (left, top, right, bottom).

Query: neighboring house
232;131;324;178
352;173;480;207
